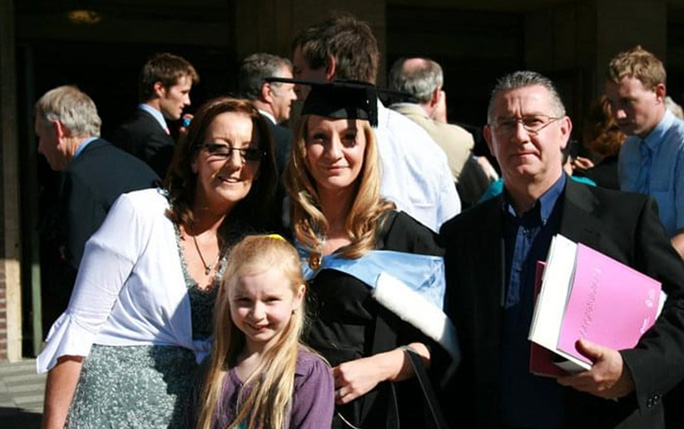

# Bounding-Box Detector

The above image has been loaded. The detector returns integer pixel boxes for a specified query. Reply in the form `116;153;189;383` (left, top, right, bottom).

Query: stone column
0;0;23;362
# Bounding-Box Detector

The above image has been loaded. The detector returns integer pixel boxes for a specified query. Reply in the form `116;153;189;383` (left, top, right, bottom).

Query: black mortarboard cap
265;78;381;127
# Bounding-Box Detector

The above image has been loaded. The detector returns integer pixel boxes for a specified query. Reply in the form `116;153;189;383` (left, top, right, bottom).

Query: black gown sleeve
380;211;444;257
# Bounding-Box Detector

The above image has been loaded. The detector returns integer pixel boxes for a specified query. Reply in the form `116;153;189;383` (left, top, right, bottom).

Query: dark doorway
15;5;236;354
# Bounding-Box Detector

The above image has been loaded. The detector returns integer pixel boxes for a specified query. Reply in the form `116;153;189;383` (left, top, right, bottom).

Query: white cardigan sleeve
37;192;153;373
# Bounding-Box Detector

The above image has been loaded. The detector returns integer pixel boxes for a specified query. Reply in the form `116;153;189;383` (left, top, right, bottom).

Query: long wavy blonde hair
285;116;395;259
195;235;307;429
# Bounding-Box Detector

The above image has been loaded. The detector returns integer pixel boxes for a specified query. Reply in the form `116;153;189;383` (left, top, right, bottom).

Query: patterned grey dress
65;225;224;429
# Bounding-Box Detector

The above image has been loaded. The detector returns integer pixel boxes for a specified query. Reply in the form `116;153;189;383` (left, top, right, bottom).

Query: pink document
556;243;662;365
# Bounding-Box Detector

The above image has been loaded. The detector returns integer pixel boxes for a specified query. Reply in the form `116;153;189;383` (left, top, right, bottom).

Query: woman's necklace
191;230;220;276
308;233;326;270
308;251;322;270
309;230;351;270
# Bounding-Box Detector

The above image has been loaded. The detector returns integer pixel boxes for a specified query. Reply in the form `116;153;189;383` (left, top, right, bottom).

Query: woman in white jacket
38;97;279;429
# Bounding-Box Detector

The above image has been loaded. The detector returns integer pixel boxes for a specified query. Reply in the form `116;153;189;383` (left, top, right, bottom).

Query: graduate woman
280;80;459;429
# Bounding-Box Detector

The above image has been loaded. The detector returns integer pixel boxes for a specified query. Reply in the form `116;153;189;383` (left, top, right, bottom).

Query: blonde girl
194;235;335;429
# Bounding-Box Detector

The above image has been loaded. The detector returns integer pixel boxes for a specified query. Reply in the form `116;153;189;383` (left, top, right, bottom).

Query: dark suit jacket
57;138;160;269
40;138;159;330
263;116;292;228
264;116;292;176
440;179;684;428
110;108;174;179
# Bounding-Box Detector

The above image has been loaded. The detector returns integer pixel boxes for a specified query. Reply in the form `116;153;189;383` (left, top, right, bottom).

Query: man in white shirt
291;14;460;231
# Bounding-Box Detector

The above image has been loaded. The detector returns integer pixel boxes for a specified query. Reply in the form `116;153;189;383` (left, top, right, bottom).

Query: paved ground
0;359;45;429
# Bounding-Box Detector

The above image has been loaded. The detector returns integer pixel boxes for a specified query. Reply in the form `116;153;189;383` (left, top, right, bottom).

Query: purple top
211;348;335;429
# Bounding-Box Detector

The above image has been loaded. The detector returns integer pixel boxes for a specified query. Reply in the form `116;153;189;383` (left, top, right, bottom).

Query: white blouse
37;188;211;373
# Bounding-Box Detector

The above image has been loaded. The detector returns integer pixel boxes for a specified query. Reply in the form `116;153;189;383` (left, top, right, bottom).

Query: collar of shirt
643;109;674;152
258;109;277;124
501;173;567;223
376;99;389;129
138;103;168;131
73;137;98;159
389;102;430;118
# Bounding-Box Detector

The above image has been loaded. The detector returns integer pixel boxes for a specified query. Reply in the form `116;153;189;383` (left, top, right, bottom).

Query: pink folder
556;243;662;366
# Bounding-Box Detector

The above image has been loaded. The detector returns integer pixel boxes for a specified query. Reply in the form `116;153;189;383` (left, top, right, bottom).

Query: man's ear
261;82;274;104
53;120;69;139
558;116;573;150
655;83;666;103
429;87;442;108
325;54;337;81
153;81;166;99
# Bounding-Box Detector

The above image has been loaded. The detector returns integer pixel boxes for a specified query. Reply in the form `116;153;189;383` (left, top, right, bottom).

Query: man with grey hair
238;53;297;175
36;85;159;327
440;70;684;428
389;57;495;207
389;58;473;178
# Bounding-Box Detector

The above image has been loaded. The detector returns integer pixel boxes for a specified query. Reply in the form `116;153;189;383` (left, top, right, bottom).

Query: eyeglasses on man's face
201;143;265;163
490;115;562;136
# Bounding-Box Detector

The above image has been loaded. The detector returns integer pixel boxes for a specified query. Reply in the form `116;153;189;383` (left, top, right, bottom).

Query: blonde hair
285;116;395;259
607;45;666;90
196;235;306;429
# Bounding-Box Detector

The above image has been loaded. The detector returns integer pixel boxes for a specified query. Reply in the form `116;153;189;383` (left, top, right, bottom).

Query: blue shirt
480;175;595;203
73;137;97;159
138;104;168;132
500;174;567;428
619;109;684;236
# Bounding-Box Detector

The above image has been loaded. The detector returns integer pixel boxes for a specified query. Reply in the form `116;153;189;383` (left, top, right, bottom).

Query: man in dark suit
440;71;684;428
111;53;199;179
36;85;159;330
238;53;297;176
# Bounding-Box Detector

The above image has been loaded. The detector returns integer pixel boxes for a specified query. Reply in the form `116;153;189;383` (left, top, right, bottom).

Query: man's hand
179;113;194;135
572;156;595;171
557;339;635;400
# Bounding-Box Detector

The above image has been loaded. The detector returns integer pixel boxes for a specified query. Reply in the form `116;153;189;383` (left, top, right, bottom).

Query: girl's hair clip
265;234;286;242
